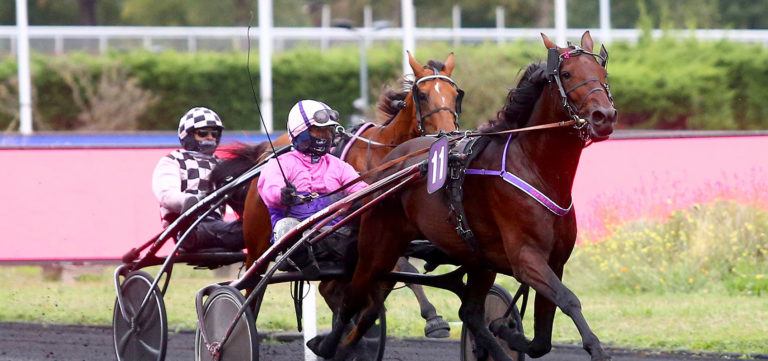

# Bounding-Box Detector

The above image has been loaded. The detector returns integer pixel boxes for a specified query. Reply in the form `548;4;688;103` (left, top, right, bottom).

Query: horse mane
375;76;413;125
481;62;548;134
376;59;447;125
209;141;270;216
425;60;445;73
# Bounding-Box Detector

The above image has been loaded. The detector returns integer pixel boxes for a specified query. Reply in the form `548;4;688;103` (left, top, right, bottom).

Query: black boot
280;243;320;278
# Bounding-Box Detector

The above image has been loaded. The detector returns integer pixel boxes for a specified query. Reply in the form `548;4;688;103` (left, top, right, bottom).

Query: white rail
2;26;768;56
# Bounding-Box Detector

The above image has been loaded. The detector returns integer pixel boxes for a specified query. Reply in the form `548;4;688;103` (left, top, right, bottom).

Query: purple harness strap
465;134;573;216
338;122;376;162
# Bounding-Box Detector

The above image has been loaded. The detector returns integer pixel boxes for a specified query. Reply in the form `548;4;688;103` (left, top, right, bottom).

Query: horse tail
210;141;271;217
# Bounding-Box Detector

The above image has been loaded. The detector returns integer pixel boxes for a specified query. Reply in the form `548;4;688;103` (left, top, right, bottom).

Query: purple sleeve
257;158;288;208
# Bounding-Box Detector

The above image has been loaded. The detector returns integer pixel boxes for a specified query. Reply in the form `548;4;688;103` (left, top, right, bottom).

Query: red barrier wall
2;136;766;261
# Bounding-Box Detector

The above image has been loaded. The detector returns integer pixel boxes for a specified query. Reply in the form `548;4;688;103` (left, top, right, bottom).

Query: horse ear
443;52;455;76
541;33;557;50
407;51;427;78
581;30;594;52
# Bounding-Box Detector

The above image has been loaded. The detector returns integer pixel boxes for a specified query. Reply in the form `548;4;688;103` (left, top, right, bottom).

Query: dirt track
0;322;755;361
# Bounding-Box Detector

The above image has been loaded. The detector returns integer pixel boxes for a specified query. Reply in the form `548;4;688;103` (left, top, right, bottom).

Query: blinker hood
546;48;559;78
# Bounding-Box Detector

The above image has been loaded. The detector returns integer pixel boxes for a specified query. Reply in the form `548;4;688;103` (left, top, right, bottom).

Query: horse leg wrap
424;315;451;338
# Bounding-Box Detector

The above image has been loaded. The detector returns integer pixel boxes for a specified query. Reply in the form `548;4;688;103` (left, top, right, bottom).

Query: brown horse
212;52;463;337
308;31;617;361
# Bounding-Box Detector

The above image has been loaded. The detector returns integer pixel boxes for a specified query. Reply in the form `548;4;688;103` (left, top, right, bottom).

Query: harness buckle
456;225;474;241
448;153;466;180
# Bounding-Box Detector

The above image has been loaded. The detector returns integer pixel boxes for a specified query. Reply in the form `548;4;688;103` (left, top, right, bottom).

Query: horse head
406;51;463;135
542;31;617;142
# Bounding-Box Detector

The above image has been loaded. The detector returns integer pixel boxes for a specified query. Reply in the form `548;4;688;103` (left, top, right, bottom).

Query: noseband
546;44;614;141
411;70;464;136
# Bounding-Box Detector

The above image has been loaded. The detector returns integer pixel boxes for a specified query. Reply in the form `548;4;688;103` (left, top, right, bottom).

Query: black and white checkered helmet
177;107;224;142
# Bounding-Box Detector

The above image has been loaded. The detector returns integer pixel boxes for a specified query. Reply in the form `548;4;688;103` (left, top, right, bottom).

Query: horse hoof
333;339;375;361
424;316;451;338
307;335;335;359
590;354;612;361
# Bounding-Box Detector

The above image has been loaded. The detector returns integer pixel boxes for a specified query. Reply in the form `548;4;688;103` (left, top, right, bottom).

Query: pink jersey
257;151;367;208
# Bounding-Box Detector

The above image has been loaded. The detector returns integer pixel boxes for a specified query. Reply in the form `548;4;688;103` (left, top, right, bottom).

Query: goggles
194;129;221;138
312;109;340;124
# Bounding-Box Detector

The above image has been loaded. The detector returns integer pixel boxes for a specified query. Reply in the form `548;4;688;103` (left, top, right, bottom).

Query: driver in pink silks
257;100;367;274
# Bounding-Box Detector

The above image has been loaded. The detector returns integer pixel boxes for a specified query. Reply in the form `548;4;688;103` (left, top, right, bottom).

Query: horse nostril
591;109;606;126
591;108;617;126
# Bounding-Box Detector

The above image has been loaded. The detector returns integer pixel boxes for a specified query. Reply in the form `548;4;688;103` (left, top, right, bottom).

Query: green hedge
2;38;768;131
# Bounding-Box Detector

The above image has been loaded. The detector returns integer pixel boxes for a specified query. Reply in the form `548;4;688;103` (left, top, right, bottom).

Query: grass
2;264;767;355
2;200;767;355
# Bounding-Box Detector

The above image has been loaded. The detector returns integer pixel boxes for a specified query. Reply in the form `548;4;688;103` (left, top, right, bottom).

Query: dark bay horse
308;31;617;361
212;52;463;337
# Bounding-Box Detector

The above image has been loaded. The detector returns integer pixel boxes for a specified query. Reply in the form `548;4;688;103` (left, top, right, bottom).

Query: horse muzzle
585;106;617;141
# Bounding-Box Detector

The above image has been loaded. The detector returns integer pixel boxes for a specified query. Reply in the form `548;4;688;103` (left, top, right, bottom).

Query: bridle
546;44;614;141
411;69;464;136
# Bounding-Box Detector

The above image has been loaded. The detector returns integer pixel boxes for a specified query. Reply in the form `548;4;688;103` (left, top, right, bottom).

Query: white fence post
452;4;461;48
555;0;567;46
54;35;63;55
496;6;505;45
15;0;33;135
259;0;274;132
600;0;612;43
142;35;151;51
363;5;373;48
321;4;331;51
99;35;107;55
401;0;415;76
302;282;317;361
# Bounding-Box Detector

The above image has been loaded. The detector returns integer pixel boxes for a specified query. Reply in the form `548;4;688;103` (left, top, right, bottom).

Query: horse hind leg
395;257;450;338
461;269;517;361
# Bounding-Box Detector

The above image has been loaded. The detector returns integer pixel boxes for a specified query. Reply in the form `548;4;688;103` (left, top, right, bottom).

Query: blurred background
4;0;768;133
1;1;766;355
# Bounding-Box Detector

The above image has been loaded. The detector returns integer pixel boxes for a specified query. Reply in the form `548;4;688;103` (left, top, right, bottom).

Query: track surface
0;322;753;361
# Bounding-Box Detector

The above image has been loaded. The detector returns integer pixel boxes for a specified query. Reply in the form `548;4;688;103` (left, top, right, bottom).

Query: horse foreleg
306;304;358;359
395;257;450;338
337;280;393;361
461;269;517;361
516;247;610;361
308;242;397;357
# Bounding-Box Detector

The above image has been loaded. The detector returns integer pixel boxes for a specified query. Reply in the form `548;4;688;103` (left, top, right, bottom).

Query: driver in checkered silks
151;106;244;252
257;100;368;276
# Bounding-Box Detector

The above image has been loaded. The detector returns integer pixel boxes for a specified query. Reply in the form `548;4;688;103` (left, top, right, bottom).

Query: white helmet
287;100;340;141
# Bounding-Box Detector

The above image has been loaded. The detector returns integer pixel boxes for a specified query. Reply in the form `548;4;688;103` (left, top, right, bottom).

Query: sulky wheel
195;286;258;361
113;270;168;361
460;284;525;361
325;307;386;361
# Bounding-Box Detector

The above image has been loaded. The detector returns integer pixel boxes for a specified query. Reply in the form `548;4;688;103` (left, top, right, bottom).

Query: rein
337;123;397;149
465;119;580;137
315;118;580;202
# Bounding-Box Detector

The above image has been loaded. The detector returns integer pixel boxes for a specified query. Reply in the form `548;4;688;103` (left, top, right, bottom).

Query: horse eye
561;71;571;79
418;92;428;102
